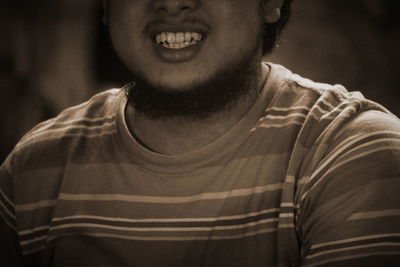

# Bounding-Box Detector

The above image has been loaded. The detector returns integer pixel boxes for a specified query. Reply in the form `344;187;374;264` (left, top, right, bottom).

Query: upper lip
146;19;211;39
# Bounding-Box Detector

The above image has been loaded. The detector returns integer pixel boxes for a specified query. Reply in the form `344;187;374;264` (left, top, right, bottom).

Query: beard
125;48;261;121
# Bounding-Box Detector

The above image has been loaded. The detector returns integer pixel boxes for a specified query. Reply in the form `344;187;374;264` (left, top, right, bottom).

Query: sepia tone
1;0;399;161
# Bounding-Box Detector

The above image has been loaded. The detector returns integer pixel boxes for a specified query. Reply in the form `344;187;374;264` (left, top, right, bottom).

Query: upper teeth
155;32;203;49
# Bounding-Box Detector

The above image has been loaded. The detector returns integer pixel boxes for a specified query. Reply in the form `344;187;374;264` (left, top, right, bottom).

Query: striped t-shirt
1;63;400;266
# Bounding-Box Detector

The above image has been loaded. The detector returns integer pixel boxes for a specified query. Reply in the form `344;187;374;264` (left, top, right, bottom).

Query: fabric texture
1;63;400;266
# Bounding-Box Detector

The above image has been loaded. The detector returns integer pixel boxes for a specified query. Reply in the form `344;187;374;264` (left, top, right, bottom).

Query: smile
155;32;204;49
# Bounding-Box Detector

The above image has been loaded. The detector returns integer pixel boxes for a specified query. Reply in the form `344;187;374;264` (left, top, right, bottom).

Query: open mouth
155;32;205;49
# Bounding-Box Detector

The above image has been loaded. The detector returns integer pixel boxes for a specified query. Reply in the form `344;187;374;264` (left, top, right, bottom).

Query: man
1;0;400;266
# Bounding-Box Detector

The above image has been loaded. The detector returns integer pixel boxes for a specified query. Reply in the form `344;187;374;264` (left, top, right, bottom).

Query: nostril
154;0;196;16
157;7;168;13
180;6;191;11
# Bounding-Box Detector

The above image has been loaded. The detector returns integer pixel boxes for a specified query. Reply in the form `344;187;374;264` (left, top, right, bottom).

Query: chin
149;73;211;93
127;43;262;120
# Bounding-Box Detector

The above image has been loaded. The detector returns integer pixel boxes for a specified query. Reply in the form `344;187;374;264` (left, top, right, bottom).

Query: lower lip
152;39;205;63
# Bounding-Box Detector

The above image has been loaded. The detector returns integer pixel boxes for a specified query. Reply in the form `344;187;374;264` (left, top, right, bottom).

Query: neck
125;64;269;155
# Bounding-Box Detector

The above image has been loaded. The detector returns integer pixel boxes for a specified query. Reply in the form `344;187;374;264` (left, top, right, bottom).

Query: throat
127;100;250;155
125;64;269;155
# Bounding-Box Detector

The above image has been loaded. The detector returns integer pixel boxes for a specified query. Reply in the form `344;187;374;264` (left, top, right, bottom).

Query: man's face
107;0;265;91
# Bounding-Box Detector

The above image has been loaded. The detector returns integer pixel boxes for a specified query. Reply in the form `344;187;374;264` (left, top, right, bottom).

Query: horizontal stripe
21;224;295;253
305;250;400;267
35;115;115;129
49;217;280;233
19;225;50;236
301;145;399;202
16;122;116;149
316;144;398;183
49;223;295;242
324;130;400;163
21;234;48;246
13;136;126;173
311;233;400;249
306;134;400;184
307;135;370;183
332;137;400;165
279;213;294;218
326;100;359;114
16;200;57;212
311;103;333;114
53;208;284;224
20;212;294;246
306;242;400;260
15;129;117;153
0;188;14;208
28;121;115;138
22;246;46;256
266;98;336;115
0;199;15;220
260;112;322;124
256;120;304;130
267;102;338;120
0;189;15;221
19;210;278;237
264;112;308;120
285;175;308;185
19;89;119;141
281;202;298;208
17;199;294;236
0;212;17;232
302;132;400;191
16;191;285;230
320;105;356;120
348;209;400;221
23;116;116;138
15;182;285;213
58;183;285;204
320;109;355;121
19;207;293;237
19;99;104;141
22;225;293;256
266;105;312;113
21;217;280;246
258;106;352;131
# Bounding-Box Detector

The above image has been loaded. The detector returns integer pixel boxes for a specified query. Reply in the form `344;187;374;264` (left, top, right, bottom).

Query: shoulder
271;67;400;266
323;109;400;183
266;62;351;107
265;62;400;203
292;80;400;223
296;109;400;266
267;61;386;109
2;88;125;173
266;62;396;142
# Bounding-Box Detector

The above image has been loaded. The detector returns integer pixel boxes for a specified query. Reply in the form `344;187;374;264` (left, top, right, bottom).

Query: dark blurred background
1;0;399;162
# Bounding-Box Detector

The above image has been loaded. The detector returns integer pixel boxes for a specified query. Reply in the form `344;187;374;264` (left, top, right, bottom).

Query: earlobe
263;0;284;23
264;8;281;23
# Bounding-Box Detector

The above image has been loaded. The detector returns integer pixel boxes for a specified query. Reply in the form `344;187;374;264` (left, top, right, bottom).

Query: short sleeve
298;110;400;266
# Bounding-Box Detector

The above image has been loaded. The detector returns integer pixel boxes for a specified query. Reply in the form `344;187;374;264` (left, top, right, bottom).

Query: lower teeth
161;40;197;49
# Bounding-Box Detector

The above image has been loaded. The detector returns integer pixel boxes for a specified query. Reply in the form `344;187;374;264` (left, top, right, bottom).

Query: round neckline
116;63;282;174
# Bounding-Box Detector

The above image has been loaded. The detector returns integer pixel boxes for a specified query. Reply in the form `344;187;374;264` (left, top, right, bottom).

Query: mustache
144;17;211;34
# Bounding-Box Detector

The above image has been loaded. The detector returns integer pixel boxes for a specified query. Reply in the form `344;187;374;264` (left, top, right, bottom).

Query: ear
263;0;284;23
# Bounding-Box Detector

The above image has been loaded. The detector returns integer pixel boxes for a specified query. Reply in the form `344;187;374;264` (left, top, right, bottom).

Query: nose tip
153;0;197;16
